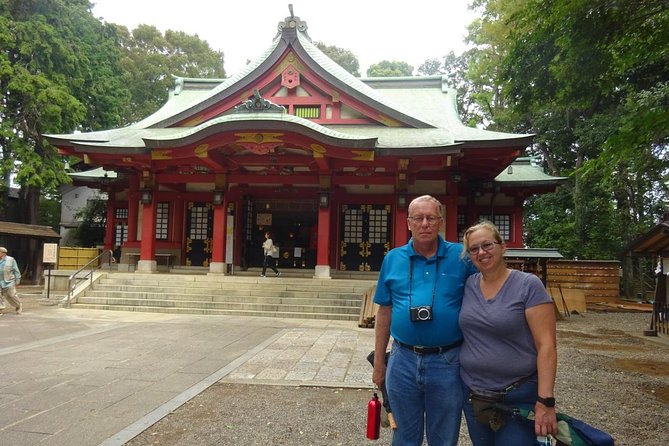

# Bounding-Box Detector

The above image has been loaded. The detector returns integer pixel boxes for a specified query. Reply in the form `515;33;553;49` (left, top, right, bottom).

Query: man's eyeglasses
408;215;441;225
466;240;500;255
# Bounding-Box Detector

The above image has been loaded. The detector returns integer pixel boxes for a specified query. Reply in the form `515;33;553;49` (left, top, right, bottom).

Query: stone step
99;273;376;287
94;280;371;294
75;296;360;314
83;291;362;306
70;303;358;321
87;286;364;300
69;272;376;321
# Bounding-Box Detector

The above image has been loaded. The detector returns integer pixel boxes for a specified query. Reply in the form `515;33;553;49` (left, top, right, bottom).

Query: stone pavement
0;294;375;446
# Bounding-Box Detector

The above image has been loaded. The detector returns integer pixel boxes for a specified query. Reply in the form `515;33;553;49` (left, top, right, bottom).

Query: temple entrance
339;204;391;272
185;201;213;267
242;198;318;269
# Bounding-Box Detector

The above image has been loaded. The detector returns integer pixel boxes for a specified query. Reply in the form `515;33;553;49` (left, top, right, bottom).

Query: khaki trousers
0;285;21;310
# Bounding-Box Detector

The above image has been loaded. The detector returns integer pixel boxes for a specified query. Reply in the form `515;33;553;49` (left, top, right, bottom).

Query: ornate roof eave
376;146;463;157
51;111;379;155
456;135;535;149
144;112;378;150
147;14;435;130
148;43;287;129
291;31;434;129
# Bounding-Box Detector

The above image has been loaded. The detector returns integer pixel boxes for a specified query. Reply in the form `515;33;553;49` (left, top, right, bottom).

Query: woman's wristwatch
536;396;556;407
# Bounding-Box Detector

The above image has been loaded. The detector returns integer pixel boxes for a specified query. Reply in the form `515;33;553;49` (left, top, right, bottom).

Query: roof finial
289;4;294;18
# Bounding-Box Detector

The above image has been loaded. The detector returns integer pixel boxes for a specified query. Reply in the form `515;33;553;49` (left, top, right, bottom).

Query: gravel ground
126;312;668;446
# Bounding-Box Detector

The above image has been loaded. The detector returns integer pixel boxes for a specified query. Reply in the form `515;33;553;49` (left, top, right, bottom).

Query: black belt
395;339;463;354
497;372;537;393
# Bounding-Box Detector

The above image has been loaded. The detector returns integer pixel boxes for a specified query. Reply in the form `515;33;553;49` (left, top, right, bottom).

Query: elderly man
0;247;22;315
372;195;477;445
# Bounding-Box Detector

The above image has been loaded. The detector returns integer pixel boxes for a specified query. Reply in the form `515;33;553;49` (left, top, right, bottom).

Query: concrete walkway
0;295;375;446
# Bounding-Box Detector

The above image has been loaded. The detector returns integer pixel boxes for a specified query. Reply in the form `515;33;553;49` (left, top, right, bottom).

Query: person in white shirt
261;232;281;277
0;247;22;315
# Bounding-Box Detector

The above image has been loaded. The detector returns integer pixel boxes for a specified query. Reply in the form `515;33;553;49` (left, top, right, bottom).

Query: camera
410;306;433;322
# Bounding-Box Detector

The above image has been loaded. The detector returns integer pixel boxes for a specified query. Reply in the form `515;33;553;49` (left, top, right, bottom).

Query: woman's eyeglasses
407;215;441;226
466;240;500;255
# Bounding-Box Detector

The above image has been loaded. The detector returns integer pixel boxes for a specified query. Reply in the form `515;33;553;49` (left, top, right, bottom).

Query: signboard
257;213;272;226
225;215;234;264
43;243;58;264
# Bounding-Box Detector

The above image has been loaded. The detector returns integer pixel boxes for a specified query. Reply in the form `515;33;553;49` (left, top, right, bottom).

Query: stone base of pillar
313;265;331;279
136;260;157;273
209;262;227;274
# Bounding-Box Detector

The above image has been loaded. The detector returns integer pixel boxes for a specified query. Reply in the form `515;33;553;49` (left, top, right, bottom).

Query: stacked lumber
358;285;378;328
548;284;587;315
546;260;621;305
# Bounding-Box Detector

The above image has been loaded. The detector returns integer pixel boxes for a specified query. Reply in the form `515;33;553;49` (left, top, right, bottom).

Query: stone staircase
69;271;377;321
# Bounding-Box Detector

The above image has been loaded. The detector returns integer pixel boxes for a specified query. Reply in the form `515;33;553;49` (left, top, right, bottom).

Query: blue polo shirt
374;236;477;347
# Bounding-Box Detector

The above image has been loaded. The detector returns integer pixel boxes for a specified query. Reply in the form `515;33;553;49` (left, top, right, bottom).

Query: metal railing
66;249;114;307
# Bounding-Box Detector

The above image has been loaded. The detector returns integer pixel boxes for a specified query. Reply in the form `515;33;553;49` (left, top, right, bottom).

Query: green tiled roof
495;157;568;185
504;248;564;259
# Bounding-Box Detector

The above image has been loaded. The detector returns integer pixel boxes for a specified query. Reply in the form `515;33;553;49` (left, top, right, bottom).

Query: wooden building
45;12;564;278
625;216;669;336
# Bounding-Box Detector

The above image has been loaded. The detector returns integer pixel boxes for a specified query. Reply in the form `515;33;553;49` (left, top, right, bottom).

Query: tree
315;41;360;77
71;198;107;247
469;0;669;295
0;0;128;215
0;0;132;281
366;60;413;77
115;24;226;123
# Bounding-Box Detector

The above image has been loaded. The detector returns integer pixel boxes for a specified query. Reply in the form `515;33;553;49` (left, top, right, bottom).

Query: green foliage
0;3;226;224
71;198;106;247
38;195;61;231
315;41;360;77
116;23;225;123
466;0;669;267
0;0;129;222
366;60;413;77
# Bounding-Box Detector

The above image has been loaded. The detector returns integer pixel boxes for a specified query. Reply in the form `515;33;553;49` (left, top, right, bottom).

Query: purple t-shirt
459;269;552;391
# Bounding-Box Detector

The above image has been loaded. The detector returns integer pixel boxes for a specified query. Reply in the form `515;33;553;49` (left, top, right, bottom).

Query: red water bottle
366;392;381;440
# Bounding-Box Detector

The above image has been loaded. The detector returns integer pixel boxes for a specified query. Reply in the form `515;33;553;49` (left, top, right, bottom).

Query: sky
91;0;477;76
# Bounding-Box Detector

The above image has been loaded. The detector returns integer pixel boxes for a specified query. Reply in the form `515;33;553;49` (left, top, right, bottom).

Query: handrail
66;249;114;307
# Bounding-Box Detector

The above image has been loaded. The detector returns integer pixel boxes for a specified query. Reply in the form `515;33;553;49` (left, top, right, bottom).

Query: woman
459;221;557;445
261;232;281;277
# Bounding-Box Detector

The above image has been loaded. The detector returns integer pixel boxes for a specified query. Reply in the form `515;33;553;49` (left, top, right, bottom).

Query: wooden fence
546;260;621;309
57;247;101;270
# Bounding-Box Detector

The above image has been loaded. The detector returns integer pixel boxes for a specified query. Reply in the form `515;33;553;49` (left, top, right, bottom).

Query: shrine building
45;12;564;278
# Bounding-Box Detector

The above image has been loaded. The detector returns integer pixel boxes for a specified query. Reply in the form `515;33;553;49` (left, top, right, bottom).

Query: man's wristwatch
537;396;556;408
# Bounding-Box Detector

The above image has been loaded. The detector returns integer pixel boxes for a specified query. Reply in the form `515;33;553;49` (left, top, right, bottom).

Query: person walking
0;247;22;315
260;232;281;277
372;195;477;445
459;221;557;445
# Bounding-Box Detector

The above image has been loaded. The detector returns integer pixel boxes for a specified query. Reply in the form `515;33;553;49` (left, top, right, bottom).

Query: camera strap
408;256;439;310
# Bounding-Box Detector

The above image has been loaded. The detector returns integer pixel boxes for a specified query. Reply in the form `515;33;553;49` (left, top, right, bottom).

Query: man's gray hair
408;195;443;217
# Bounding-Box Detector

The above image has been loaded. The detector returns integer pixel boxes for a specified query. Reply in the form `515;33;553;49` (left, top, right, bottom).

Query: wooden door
185;202;213;267
339;204;391;272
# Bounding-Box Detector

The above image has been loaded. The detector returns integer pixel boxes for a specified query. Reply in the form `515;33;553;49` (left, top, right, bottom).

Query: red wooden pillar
315;204;331;278
394;205;409;247
127;178;139;242
139;199;156;270
210;194;227;273
444;196;458;242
